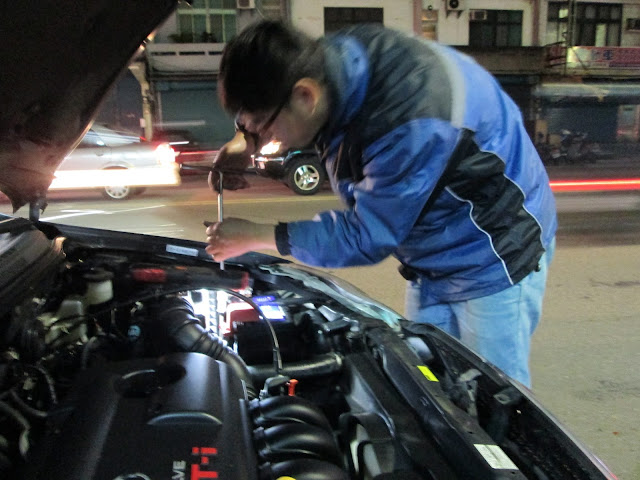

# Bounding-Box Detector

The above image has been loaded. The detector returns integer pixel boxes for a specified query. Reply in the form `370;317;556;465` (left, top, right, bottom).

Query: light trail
549;178;640;192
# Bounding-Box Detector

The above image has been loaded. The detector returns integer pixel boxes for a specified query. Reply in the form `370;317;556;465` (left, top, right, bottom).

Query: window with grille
258;0;284;20
421;9;438;41
546;2;622;47
324;7;383;33
174;0;237;43
469;10;523;47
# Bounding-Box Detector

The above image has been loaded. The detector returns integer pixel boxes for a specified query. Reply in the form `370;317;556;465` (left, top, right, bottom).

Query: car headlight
260;140;282;156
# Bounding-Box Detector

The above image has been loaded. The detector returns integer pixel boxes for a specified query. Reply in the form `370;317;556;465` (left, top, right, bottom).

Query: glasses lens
234;96;288;150
233;121;258;153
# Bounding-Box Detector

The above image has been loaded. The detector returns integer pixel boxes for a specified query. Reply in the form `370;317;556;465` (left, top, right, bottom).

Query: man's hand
205;218;277;262
208;130;257;192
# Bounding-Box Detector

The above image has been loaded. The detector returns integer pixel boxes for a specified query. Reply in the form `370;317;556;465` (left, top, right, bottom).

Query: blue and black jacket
275;24;557;305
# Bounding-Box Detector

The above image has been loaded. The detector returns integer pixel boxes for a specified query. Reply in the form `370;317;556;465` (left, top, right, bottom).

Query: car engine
0;221;615;480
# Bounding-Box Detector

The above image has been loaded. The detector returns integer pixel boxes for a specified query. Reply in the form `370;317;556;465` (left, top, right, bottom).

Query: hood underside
0;0;178;212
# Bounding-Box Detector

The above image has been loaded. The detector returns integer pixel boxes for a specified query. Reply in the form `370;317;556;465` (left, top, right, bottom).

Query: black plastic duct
154;297;258;399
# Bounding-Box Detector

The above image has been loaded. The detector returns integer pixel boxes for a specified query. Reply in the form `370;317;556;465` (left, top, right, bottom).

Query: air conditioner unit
469;9;487;21
626;18;640;31
446;0;465;11
236;0;255;9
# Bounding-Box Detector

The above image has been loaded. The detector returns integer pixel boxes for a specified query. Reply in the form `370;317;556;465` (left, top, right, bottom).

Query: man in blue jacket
205;20;557;388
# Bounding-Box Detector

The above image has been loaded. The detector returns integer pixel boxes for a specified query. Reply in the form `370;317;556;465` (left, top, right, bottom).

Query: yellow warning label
418;365;439;382
417;365;439;382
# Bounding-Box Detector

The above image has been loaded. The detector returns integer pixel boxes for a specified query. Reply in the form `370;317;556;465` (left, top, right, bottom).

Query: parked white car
51;124;180;199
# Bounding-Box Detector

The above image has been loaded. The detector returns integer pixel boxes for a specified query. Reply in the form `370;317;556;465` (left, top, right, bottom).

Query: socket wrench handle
217;171;224;270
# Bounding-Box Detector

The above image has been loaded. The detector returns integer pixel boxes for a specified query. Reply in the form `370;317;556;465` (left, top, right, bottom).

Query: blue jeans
404;239;555;388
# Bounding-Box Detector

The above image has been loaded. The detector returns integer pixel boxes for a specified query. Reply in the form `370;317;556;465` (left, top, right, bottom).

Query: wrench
217;170;224;270
204;169;224;269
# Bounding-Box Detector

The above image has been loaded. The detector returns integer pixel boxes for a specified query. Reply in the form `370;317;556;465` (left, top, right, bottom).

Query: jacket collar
314;33;370;151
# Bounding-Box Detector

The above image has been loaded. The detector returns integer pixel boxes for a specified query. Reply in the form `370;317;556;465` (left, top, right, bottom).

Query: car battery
228;297;313;365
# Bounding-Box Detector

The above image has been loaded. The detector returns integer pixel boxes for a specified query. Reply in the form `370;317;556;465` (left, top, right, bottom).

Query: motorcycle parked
559;130;597;164
536;130;597;166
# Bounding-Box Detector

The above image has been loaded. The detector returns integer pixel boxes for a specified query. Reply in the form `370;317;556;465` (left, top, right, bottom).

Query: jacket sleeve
282;118;462;268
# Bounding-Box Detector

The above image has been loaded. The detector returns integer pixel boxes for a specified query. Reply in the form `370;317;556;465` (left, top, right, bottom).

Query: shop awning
533;83;640;104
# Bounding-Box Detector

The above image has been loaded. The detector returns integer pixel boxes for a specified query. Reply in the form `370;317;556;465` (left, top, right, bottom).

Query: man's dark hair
219;20;325;114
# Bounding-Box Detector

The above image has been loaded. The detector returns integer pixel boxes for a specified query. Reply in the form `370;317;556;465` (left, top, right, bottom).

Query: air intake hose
154;297;257;399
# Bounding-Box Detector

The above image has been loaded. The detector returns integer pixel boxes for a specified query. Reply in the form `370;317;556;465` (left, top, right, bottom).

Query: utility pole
128;60;154;141
563;0;577;76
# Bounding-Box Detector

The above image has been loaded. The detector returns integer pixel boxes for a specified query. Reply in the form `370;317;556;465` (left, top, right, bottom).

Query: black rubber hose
155;297;258;399
248;352;343;384
24;364;58;405
9;390;47;419
259;458;349;480
0;400;30;432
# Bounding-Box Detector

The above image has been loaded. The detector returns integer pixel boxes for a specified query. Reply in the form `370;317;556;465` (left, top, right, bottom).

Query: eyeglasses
234;96;289;147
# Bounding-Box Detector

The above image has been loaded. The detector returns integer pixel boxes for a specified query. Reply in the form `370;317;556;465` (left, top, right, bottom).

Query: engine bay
0;221;613;479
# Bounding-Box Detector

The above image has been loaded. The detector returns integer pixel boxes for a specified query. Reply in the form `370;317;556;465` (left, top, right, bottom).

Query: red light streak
549;178;640;192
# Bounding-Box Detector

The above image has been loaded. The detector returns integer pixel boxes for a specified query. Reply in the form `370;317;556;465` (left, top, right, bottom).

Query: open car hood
0;0;177;212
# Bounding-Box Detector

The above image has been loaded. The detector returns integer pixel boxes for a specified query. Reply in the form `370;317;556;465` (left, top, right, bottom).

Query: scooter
536;130;597;166
557;130;597;164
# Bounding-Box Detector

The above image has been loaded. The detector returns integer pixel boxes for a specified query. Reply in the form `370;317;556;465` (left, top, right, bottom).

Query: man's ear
290;77;329;130
291;78;324;116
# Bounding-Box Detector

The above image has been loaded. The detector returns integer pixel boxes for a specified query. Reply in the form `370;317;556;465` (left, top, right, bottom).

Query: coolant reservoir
84;268;114;305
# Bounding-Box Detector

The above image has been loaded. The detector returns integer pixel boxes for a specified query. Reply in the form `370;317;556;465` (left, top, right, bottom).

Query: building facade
105;0;640;151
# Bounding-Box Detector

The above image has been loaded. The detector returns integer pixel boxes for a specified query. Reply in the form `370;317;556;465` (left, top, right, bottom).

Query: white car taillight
155;143;176;165
260;140;281;155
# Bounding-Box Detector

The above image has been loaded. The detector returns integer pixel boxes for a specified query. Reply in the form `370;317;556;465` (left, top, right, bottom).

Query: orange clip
287;379;298;396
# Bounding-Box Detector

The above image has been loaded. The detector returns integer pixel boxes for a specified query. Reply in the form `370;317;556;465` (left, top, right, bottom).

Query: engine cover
24;353;258;480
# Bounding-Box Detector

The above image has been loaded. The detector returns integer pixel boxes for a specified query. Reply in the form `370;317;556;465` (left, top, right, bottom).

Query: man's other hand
208;130;257;192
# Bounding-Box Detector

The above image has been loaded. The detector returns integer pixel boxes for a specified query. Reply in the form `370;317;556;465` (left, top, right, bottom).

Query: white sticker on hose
474;444;519;470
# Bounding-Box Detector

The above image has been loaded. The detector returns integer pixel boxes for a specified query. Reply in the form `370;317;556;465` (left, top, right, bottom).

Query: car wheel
102;184;133;200
285;156;326;195
101;167;133;200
